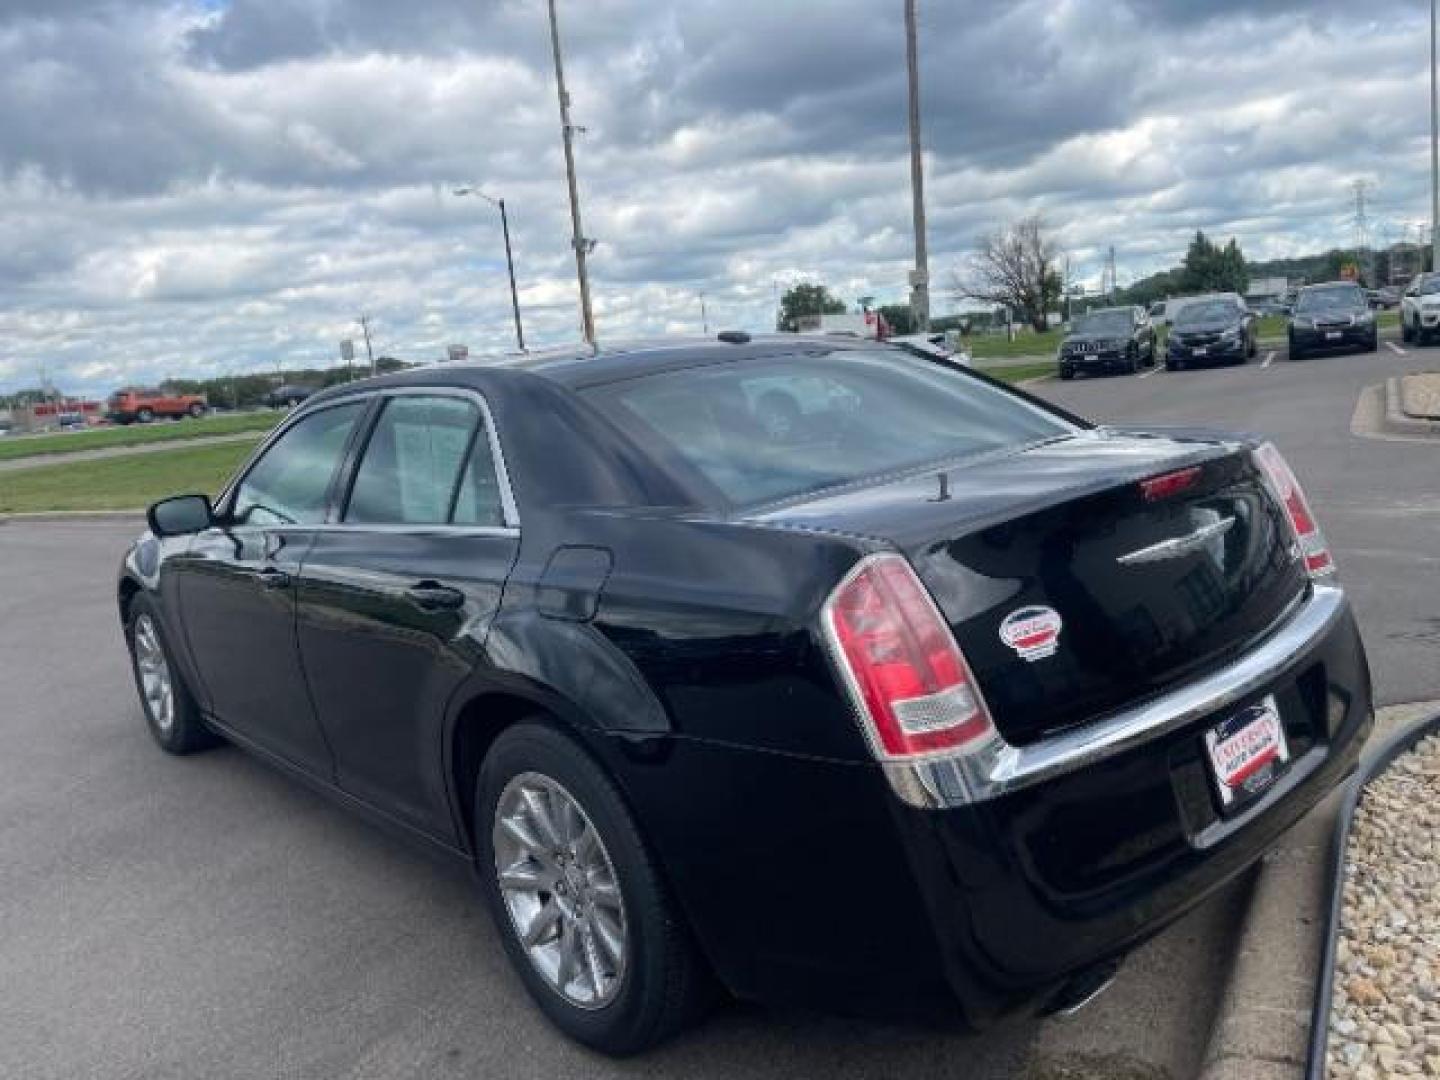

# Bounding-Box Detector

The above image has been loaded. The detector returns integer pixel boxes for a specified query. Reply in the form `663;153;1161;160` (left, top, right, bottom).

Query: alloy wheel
493;771;628;1010
133;614;175;734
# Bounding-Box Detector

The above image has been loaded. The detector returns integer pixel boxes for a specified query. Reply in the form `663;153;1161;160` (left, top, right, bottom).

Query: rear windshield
1175;300;1237;325
1073;310;1131;334
1296;285;1362;313
581;350;1074;507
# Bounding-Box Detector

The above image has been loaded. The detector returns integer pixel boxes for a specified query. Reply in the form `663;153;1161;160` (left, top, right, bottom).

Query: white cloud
0;0;1432;396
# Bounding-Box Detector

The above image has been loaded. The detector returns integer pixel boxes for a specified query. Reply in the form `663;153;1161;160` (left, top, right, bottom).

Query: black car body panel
117;336;1372;1030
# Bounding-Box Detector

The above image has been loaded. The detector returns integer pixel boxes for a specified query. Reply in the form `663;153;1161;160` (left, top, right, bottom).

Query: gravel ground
1328;733;1440;1078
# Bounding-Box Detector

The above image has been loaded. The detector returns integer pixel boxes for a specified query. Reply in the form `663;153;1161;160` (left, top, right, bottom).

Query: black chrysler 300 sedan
118;336;1371;1054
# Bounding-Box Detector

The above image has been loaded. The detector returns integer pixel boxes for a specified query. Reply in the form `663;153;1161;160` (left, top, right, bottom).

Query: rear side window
582;350;1072;508
233;402;364;526
345;396;503;526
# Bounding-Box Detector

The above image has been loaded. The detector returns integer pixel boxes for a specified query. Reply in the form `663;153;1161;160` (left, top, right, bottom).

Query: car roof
432;334;885;389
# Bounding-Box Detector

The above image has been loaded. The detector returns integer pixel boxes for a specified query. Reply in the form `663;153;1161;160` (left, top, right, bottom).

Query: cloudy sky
0;0;1431;396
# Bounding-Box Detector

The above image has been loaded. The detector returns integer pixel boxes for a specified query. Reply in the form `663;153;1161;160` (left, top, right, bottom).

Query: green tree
1180;231;1249;294
776;283;846;331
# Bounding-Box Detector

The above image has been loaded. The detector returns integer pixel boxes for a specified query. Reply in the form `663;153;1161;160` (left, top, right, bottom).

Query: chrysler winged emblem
1117;515;1235;566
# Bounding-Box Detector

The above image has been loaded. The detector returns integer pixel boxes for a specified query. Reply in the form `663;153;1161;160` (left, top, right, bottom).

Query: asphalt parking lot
2;337;1434;1080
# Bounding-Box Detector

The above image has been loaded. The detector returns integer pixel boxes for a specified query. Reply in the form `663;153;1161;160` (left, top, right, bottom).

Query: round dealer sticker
999;606;1064;662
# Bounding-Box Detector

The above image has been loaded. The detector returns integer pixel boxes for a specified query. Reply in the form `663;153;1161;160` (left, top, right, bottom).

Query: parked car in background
887;331;971;366
1166;294;1258;370
1400;273;1440;344
1057;305;1156;379
264;384;319;409
1250;298;1292;317
106;388;208;424
1368;286;1401;310
1289;282;1377;359
118;335;1371;1053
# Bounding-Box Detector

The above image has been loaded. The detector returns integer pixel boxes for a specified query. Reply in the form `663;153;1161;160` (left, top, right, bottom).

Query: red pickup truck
106;388;208;424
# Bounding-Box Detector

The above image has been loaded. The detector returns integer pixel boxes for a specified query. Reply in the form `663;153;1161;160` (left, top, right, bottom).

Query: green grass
0;410;279;463
968;329;1065;360
978;361;1056;384
0;439;260;513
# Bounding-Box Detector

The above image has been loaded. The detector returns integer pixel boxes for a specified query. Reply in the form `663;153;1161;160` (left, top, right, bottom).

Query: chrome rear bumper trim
883;584;1348;808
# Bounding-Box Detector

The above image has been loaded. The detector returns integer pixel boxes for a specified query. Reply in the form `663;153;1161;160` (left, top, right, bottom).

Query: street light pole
547;0;597;345
455;187;526;351
904;0;930;333
1431;0;1439;271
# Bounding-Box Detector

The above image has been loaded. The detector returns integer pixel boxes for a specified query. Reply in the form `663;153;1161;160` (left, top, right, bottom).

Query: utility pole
699;292;709;334
359;315;376;376
904;0;930;333
1351;179;1373;284
1433;0;1439;272
547;0;596;345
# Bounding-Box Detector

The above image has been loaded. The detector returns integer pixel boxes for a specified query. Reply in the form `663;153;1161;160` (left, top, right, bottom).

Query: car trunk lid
750;431;1308;745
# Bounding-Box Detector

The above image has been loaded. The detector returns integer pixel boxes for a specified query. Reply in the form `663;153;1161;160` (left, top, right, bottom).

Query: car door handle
254;566;292;590
404;581;466;611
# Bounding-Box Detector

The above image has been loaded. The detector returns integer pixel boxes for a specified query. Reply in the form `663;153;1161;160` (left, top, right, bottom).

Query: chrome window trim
880;584;1349;809
217;385;520;532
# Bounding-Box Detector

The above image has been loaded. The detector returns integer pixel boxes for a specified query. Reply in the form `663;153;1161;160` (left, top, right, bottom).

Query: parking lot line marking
1262;351;1276;369
1138;364;1162;379
1386;341;1408;356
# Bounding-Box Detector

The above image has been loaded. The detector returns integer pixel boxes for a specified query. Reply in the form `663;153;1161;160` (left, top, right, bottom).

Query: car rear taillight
822;554;998;762
1252;442;1334;578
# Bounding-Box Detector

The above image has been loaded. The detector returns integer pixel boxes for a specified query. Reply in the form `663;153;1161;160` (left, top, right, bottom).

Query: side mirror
147;494;215;537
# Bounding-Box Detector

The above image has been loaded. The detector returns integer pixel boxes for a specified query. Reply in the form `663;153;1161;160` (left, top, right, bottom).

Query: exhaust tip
1040;959;1122;1018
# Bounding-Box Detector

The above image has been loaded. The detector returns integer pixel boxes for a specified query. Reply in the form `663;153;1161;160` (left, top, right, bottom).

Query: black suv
1057;306;1156;379
1288;282;1377;360
1166;295;1258;370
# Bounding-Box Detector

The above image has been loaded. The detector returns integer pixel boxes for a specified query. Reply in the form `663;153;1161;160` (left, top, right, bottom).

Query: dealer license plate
1193;346;1207;356
1326;331;1342;341
1204;696;1290;811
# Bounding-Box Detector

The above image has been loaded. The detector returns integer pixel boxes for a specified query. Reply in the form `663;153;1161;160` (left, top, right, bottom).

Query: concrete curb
1383;378;1440;436
1396;373;1440;421
0;510;145;525
1199;702;1440;1080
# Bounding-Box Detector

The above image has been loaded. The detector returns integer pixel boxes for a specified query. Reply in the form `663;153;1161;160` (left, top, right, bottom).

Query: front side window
345;395;500;525
233;402;364;526
583;350;1073;508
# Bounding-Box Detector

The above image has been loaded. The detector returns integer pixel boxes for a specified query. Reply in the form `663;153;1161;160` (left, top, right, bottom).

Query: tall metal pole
699;292;709;334
547;0;596;344
1432;0;1439;271
359;315;375;376
904;0;930;333
496;199;526;351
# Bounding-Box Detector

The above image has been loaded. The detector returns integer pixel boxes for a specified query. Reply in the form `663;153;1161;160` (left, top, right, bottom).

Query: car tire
1165;357;1182;372
125;595;221;755
1059;366;1074;380
1402;316;1415;344
1125;346;1140;374
136;408;154;424
1367;331;1379;353
188;403;206;418
476;722;714;1056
